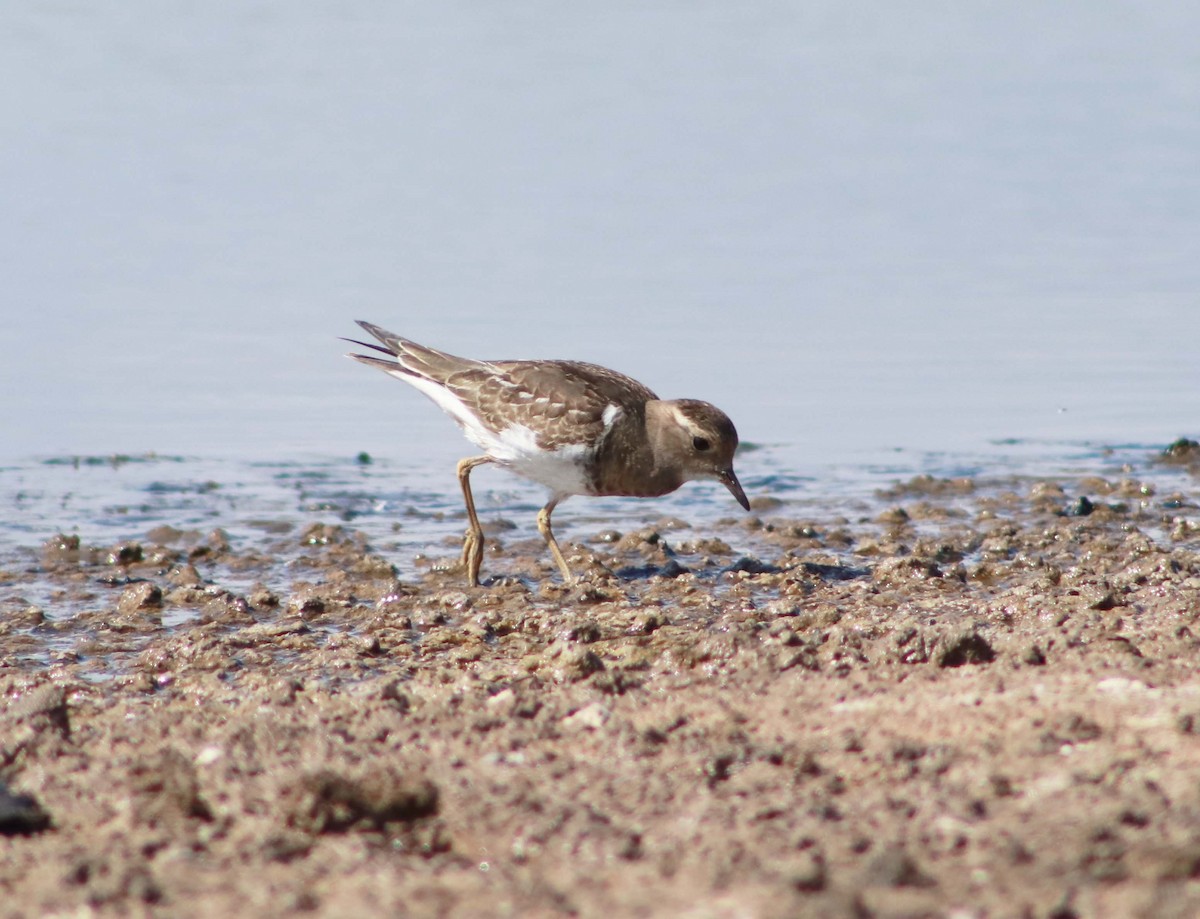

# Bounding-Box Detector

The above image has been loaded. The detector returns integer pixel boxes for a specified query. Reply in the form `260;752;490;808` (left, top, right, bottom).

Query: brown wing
445;361;658;450
347;323;659;450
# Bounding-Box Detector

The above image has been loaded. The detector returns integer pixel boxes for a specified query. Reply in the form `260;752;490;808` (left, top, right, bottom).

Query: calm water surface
1;3;1197;543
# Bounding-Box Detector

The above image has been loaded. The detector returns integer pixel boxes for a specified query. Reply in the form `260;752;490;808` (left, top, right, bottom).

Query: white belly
492;424;594;496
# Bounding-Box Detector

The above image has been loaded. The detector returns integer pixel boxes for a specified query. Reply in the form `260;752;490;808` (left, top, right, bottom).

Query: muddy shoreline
3;445;1200;917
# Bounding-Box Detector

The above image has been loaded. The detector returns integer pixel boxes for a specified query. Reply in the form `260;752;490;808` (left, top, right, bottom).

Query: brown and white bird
345;321;750;585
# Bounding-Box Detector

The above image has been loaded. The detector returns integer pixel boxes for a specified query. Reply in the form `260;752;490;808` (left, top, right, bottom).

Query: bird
344;321;750;586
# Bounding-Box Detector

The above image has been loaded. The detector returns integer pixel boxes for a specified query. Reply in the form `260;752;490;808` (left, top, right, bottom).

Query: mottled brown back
349;322;658;450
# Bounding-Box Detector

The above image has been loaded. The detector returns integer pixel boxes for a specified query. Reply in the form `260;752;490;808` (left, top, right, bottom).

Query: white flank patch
601;403;622;430
500;424;593;496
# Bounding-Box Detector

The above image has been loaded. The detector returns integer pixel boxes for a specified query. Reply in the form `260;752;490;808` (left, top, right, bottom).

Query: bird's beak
719;468;751;511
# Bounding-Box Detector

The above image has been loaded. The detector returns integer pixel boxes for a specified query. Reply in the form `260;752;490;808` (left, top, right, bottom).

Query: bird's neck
592;401;682;497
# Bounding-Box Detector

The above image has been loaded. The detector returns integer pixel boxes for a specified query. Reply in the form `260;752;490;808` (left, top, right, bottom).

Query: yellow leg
456;456;493;586
536;496;574;584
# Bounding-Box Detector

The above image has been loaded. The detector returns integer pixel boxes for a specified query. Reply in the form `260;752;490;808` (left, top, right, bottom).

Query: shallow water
1;439;1185;552
2;2;1198;471
3;438;1195;618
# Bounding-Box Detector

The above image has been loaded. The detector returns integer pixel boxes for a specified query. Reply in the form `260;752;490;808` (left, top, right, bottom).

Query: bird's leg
536;496;574;584
456;455;494;586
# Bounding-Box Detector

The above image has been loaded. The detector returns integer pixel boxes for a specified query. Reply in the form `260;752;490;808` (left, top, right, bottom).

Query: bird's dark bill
720;470;750;511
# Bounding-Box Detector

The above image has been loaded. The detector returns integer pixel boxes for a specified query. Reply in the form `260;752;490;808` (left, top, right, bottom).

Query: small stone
249;585;280;608
864;844;936;888
0;781;51;836
790;848;828;892
877;506;910;525
108;543;144;566
166;564;204;587
938;631;996;668
723;556;777;575
117;582;163;613
288;769;438;834
561;702;610;731
380;681;412;713
1064;496;1095;517
288;593;327;615
272;678;305;705
117;672;157;694
656;559;689;579
1158;437;1200;465
557;646;605;682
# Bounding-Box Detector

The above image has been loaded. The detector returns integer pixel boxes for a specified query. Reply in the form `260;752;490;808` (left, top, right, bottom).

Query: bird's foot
460;528;484;587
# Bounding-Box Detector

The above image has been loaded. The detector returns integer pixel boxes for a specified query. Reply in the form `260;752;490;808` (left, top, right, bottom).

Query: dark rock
1158;438;1200;465
656;558;689;579
1063;496;1095;517
288;769;438;834
938;632;996;668
800;562;870;581
1024;644;1048;666
723;556;777;575
0;781;51;835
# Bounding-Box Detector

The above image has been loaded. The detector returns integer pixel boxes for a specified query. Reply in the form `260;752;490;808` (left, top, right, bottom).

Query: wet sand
3;443;1200;918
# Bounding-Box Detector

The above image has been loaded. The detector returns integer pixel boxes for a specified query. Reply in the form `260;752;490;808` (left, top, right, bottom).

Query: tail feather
346;352;408;375
348;321;483;384
343;328;409;375
341;336;396;357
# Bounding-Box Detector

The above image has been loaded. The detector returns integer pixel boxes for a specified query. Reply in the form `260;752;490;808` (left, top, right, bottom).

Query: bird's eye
692;436;711;452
